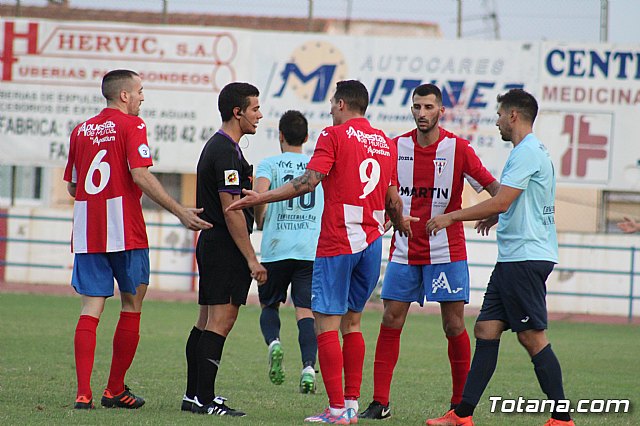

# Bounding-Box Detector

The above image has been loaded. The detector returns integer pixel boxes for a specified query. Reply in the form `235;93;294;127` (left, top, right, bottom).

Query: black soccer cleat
181;395;197;412
360;400;392;420
101;385;145;409
191;396;246;417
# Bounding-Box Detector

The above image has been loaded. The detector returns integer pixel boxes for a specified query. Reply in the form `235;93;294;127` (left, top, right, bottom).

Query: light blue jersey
256;152;324;262
497;133;558;263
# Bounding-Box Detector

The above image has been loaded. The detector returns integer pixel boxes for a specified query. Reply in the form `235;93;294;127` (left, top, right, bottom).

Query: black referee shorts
196;227;252;306
477;260;554;332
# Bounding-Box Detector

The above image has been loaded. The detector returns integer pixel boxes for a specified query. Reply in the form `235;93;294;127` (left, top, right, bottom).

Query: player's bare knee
443;321;465;337
381;301;409;329
474;320;503;340
517;329;548;355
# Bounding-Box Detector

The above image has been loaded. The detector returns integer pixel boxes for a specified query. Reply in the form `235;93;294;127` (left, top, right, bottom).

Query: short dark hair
279;110;308;146
101;69;139;101
496;88;538;123
412;83;442;104
334;80;369;114
218;82;260;122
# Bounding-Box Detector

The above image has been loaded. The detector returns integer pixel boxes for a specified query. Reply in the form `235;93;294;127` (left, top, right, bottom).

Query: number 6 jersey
307;117;398;257
64;108;153;253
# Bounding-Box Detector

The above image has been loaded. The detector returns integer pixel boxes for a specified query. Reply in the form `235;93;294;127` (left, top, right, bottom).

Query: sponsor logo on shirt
137;123;146;130
399;186;449;199
399;155;413;161
431;271;462;294
224;169;239;185
346;126;391;157
77;120;116;137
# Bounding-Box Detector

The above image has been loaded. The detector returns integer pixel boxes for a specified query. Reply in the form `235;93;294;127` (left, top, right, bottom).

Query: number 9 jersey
64;108;154;254
307;117;398;257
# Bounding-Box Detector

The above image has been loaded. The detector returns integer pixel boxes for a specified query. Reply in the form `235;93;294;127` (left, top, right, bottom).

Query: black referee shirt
196;131;254;233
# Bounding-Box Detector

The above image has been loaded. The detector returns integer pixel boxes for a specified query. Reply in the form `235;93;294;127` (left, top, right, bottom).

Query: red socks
317;330;345;409
106;311;141;395
74;315;99;399
372;324;402;406
342;331;365;401
447;329;471;405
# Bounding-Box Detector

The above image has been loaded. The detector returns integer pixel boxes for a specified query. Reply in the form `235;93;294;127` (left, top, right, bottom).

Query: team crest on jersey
431;271;462;294
224;170;239;185
433;158;447;176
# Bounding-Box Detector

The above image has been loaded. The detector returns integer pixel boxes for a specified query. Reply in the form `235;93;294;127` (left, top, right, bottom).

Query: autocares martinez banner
1;19;640;189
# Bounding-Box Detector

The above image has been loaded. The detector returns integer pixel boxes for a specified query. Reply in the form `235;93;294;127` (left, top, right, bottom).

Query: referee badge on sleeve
224;170;239;185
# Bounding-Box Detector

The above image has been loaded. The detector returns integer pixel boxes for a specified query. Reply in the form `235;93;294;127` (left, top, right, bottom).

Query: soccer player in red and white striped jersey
64;69;211;410
360;84;500;420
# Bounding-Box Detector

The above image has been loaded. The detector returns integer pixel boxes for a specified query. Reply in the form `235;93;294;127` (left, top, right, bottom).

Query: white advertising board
1;19;639;190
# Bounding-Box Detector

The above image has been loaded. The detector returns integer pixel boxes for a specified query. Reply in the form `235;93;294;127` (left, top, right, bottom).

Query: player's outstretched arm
131;167;213;231
474;180;501;235
227;168;326;212
252;176;271;230
427;184;521;236
385;186;419;237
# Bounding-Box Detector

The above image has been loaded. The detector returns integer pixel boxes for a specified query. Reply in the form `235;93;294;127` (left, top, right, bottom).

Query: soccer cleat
268;340;285;385
359;400;391;419
426;409;474;426
300;366;317;394
101;385;145;409
304;408;351;424
181;394;197;412
543;419;575;426
74;395;94;410
192;396;246;417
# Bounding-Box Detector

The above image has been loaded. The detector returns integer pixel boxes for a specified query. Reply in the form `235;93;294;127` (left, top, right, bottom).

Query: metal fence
1;210;638;321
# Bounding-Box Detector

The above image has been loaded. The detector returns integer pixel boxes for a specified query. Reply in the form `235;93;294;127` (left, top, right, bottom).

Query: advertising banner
2;19;639;190
536;41;640;190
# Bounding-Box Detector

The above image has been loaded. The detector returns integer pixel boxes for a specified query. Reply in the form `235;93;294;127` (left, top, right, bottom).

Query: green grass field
0;292;637;425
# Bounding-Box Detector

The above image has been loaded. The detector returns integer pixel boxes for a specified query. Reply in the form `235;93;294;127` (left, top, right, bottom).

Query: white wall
2;207;639;318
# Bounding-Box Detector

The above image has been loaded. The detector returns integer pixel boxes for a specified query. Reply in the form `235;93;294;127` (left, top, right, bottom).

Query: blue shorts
477;261;554;332
311;237;382;315
381;260;470;305
71;249;150;297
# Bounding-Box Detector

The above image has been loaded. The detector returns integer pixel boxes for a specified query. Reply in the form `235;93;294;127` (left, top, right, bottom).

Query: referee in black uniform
182;82;267;417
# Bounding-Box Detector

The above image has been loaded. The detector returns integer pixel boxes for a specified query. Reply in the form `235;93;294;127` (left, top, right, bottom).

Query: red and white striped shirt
389;128;495;265
307;117;398;257
64;108;153;253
